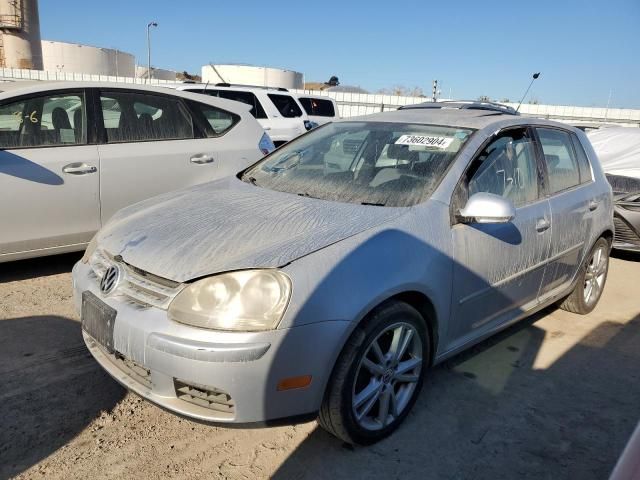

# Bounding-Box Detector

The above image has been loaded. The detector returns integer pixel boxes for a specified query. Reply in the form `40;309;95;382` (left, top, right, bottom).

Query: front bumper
72;261;350;424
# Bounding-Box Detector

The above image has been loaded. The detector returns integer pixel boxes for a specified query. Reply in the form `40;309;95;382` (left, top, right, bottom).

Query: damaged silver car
73;102;613;444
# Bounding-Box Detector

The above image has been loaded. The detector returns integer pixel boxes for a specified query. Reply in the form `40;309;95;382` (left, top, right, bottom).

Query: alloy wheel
351;322;423;431
583;244;608;306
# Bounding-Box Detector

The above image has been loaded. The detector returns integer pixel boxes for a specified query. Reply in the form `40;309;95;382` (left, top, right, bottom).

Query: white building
202;64;303;89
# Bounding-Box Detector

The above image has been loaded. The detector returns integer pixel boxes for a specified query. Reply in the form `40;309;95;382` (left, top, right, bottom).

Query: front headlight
168;270;291;331
81;234;98;264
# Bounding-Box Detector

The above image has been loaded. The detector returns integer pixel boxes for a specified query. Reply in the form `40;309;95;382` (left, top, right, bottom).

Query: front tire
560;237;610;314
318;301;429;445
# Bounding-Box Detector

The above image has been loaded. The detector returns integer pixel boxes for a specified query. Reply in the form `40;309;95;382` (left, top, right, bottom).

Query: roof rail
399;100;518;115
214;82;288;92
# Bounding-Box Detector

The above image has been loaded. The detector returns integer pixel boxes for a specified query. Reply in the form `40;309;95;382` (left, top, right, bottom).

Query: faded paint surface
99;177;408;282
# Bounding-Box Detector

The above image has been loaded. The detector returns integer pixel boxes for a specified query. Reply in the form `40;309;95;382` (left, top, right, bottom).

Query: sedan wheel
352;322;422;431
583;243;608;307
560;237;610;314
319;301;429;445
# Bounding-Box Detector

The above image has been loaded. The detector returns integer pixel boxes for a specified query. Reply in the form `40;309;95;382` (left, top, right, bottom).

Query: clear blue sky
39;0;640;108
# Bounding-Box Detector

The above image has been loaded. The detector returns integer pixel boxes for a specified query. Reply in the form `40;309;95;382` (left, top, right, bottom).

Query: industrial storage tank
201;64;303;90
41;40;135;77
0;0;43;69
135;65;177;81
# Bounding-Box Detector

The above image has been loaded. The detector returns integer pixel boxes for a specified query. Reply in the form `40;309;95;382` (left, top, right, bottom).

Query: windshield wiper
243;175;259;186
361;201;386;206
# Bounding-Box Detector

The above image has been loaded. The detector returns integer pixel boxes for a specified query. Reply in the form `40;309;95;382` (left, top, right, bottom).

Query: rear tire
318;301;429;445
560;237;610;314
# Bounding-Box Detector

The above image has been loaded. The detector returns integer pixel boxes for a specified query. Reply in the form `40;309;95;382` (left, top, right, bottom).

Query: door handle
263;127;272;131
190;154;214;165
535;218;551;233
588;200;599;211
62;162;97;175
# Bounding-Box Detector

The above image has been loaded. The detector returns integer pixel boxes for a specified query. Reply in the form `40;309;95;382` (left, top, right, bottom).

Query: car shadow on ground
0;315;126;479
0;251;82;284
272;311;640;480
611;249;640;262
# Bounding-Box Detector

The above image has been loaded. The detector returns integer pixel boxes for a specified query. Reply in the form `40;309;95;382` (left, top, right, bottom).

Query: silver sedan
73;103;613;444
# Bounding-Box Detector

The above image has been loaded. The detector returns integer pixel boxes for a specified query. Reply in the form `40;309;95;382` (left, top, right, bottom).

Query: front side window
0;92;85;148
188;100;239;136
243;122;473;207
298;97;336;117
466;128;540;207
99;91;193;143
267;94;303;118
537;128;581;193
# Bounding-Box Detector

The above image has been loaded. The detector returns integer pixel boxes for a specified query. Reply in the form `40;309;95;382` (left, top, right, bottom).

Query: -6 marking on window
12;110;39;124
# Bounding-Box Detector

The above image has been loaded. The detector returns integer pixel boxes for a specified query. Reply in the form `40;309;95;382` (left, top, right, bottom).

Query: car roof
0;80;253;114
400;100;518;116
165;82;291;94
346;108;576;131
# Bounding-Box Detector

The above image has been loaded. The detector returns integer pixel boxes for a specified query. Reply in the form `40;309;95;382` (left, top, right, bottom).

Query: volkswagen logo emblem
100;265;122;295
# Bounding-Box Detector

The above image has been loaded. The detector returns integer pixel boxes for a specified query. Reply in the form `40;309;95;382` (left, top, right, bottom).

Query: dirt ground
1;252;639;480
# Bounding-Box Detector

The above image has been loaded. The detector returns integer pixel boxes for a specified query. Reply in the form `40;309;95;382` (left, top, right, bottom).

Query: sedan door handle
536;218;551;233
190;154;214;165
62;162;97;175
588;200;599;211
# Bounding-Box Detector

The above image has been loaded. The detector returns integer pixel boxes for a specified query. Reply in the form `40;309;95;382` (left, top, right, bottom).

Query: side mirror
458;192;515;224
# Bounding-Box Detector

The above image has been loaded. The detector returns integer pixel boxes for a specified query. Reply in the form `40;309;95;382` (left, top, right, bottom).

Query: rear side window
267;94;303;118
0;92;86;148
208;89;267;119
571;134;593;183
537;128;580;194
298;97;335;117
188;100;239;136
100;91;193;143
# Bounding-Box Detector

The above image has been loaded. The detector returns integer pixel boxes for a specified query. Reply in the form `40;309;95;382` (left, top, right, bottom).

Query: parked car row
165;82;339;145
71;101;614;444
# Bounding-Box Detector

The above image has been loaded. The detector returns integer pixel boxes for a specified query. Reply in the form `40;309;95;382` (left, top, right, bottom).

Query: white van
167;83;313;147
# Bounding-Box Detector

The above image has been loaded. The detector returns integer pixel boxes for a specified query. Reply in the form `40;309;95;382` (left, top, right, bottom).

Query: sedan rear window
243;122;473;207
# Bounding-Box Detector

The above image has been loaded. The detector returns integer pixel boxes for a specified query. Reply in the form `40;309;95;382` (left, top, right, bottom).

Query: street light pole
147;21;158;83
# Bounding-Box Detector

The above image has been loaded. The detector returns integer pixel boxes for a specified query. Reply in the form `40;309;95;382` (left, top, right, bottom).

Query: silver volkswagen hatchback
72;104;613;444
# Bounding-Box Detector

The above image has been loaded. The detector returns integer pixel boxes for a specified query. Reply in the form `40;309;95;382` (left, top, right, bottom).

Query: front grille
614;217;640;247
113;352;153;389
89;249;183;309
174;379;235;417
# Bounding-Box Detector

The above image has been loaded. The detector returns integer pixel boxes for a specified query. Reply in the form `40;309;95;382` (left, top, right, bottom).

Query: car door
95;89;233;223
449;126;552;348
0;89;100;258
534;127;597;301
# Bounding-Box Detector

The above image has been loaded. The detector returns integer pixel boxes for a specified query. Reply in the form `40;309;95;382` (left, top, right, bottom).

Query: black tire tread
318;301;427;445
559;237;610;315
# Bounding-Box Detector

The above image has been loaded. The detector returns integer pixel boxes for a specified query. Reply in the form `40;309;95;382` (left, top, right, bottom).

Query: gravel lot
1;252;639;480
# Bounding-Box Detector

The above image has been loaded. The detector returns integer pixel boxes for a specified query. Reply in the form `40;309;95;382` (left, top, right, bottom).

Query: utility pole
147;21;158;83
603;89;612;124
432;79;438;103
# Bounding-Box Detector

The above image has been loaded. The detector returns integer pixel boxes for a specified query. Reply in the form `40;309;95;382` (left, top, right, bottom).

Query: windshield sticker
395;135;454;149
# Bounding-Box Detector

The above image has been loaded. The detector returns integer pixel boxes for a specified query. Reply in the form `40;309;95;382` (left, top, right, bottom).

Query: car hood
98;178;408;283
